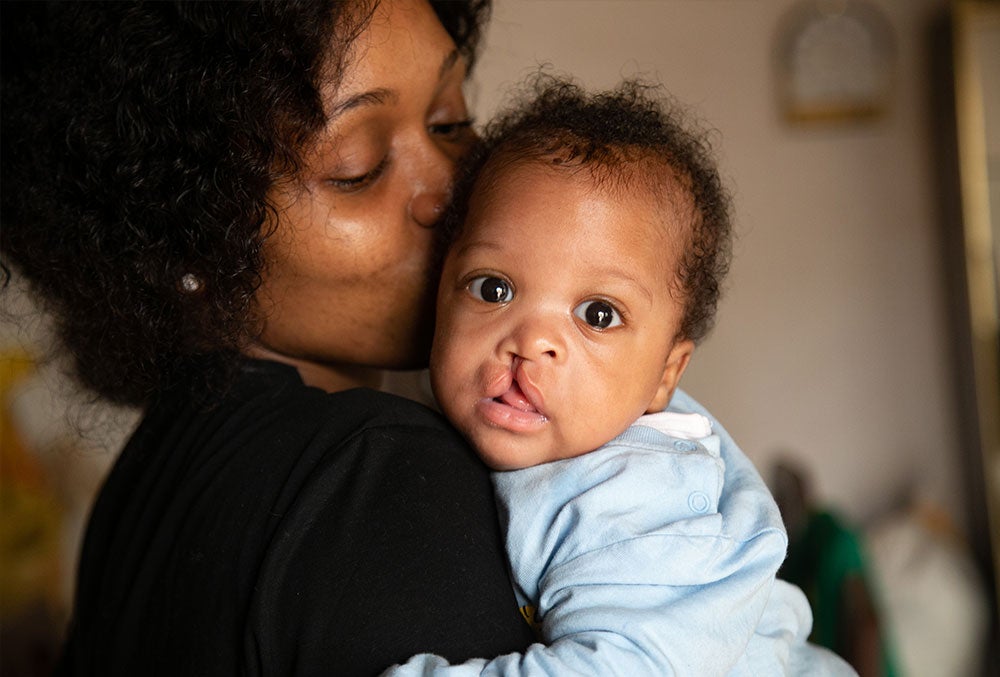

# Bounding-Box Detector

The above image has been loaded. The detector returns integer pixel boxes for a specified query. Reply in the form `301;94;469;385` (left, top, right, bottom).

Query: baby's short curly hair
443;76;733;344
1;0;490;406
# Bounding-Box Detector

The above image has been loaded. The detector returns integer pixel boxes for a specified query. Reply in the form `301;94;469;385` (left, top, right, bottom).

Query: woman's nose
409;189;447;228
408;139;458;229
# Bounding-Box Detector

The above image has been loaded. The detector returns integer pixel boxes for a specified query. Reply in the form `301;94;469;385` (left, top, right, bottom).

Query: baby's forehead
463;160;692;284
474;156;695;240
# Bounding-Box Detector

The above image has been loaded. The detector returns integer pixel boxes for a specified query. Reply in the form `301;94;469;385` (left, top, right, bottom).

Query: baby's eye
468;276;513;303
573;300;622;329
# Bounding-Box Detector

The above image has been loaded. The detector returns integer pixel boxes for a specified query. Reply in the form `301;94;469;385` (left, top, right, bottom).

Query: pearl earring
179;273;202;293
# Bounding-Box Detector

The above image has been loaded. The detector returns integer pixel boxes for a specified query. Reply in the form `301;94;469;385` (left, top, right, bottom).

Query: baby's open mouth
477;374;548;432
494;379;538;413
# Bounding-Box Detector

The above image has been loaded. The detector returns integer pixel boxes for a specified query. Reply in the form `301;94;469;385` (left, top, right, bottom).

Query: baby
387;77;854;675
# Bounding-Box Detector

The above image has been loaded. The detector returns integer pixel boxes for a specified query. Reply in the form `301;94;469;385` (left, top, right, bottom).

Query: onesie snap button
688;491;711;514
673;439;698;452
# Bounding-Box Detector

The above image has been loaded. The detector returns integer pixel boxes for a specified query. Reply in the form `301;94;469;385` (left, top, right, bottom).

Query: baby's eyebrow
589;266;654;304
452;240;503;257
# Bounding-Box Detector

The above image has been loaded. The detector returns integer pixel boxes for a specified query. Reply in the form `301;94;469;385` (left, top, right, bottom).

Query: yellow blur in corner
1;351;66;675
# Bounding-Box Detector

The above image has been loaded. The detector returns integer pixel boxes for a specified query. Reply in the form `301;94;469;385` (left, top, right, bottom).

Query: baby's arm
488;424;791;674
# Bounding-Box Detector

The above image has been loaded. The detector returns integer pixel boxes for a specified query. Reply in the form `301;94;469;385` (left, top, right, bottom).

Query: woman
1;0;535;674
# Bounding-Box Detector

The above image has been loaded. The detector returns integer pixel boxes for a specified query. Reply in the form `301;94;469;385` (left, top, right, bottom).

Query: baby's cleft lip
498;379;536;412
476;396;548;432
477;377;549;432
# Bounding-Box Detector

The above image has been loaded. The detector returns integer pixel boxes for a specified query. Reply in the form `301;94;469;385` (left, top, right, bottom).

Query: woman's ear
646;339;695;413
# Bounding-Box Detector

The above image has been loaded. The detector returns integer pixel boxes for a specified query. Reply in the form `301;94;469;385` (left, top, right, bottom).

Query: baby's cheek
604;375;661;423
566;401;629;456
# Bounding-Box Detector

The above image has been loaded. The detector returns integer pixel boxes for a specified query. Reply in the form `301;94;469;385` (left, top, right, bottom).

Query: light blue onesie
384;389;856;675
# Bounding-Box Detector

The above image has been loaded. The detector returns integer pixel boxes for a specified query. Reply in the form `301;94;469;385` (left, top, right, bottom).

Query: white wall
470;0;961;527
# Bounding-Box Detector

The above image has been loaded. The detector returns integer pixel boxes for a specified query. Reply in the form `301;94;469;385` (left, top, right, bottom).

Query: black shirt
57;360;533;675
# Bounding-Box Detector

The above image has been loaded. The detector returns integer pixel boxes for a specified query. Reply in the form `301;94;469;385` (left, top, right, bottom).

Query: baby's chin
468;435;543;472
479;454;534;473
470;434;592;472
471;442;532;472
455;404;621;470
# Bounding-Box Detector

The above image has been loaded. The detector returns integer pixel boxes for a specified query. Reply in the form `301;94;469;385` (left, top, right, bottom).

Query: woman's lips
476;378;548;432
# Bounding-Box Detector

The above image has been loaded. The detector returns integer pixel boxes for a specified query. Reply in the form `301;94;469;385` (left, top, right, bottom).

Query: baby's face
431;162;694;470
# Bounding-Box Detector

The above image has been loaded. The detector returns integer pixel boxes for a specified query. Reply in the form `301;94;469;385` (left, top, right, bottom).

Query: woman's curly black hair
0;0;491;407
441;75;733;344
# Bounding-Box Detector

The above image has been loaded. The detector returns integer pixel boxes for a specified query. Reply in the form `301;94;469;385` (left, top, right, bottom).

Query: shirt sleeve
493;428;786;675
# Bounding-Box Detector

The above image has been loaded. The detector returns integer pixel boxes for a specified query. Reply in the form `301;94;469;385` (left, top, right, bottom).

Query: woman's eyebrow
438;49;460;81
432;49;463;98
328;49;462;121
328;88;398;120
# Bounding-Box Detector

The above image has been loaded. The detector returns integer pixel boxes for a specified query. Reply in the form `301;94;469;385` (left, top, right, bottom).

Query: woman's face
250;0;474;391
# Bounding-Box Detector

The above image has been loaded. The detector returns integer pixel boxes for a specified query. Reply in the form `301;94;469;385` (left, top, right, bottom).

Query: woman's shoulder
230;359;458;438
72;362;514;674
207;361;473;474
123;359;481;506
304;384;479;476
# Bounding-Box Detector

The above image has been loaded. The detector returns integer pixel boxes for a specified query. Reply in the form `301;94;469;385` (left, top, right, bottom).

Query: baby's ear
646;339;695;413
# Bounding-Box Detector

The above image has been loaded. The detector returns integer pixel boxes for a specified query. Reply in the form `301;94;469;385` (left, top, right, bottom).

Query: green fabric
781;510;898;677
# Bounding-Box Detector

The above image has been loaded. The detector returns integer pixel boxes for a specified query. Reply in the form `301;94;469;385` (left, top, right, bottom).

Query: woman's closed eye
574;300;622;329
328;156;388;193
429;118;474;143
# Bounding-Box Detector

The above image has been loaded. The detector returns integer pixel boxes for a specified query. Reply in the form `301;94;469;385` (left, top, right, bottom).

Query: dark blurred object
773;460;896;677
